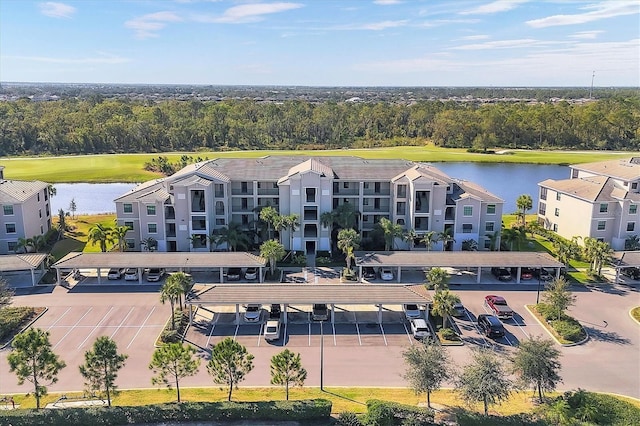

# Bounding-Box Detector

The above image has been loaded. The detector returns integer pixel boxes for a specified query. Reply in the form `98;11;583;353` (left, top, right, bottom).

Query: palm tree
420;231;438;252
164;272;192;311
215;222;250;252
461;239;478;251
112;225;130;252
403;229;418;251
334;203;359;230
259;206;279;240
438;228;455;252
260;239;286;276
377;217;403;251
16;237;34;253
160;278;184;330
583;237;613;276
141;237;158;252
501;227;524;251
431;290;461;329
516;194;533;227
486;230;501;251
88;224;114;252
57;209;69;238
283;214;300;250
337;228;360;271
320;211;336;252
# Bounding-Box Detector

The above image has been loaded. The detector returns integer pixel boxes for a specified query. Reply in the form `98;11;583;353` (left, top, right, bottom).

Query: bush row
363;399;435;426
0;306;36;342
0;399;332;426
535;303;586;342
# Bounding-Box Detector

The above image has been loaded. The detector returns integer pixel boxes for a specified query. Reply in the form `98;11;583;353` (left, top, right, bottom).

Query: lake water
49;163;569;215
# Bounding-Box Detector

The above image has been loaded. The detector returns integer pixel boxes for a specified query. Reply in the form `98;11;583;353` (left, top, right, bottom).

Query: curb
0;307;48;350
524;304;589;347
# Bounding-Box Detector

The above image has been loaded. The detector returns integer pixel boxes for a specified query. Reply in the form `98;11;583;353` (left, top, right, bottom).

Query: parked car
269;304;282;320
409;318;432;340
244;267;258;280
402;304;421;320
452;302;466;317
146;268;165;282
477;314;506;338
312;303;329;321
519;267;534;280
484;295;514;319
124;268;138;281
621;267;640;280
380;267;394;281
227;267;241;281
533;268;553;281
491;267;512;281
107;268;124;280
363;267;377;280
264;319;281;341
244;304;262;322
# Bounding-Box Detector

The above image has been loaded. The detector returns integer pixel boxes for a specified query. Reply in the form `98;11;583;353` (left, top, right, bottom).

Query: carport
355;251;564;284
52;252;266;285
0;253;48;287
185;283;431;325
612;251;640;284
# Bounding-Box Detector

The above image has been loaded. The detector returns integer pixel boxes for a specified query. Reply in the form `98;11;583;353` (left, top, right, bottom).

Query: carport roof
0;254;48;272
355;251;564;268
53;252;266;269
612;251;640;268
187;284;431;305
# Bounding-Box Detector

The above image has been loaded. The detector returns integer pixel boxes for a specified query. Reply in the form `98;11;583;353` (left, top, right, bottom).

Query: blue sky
1;0;638;86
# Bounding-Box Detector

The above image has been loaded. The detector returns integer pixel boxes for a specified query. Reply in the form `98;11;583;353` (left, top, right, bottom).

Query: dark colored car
491;267;512;281
533;268;553;281
269;304;282;320
312;303;329;321
227;267;241;281
622;267;640;280
363;267;377;280
478;314;505;338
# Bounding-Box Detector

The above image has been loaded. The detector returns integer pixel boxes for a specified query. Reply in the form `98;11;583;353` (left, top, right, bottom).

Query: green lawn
2;147;630;183
51;214;117;256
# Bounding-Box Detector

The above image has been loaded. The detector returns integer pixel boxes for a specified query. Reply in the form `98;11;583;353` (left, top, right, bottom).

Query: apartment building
0;166;52;254
114;156;503;253
537;157;640;250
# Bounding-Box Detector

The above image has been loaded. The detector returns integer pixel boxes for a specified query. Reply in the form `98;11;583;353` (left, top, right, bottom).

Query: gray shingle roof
0;254;48;272
53;252;266;269
539;176;612;202
571;157;640;181
0;180;48;203
355;251;563;268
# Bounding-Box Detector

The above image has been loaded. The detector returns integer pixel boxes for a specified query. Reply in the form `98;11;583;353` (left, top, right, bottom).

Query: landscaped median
631;307;640;325
526;303;588;346
0;306;47;349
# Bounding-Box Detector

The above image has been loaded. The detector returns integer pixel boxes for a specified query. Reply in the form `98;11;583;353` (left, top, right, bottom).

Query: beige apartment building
114;156;503;254
537;157;640;250
0;166;52;254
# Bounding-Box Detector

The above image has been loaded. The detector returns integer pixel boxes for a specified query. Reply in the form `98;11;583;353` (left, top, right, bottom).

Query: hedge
0;399;332;426
0;306;36;342
364;399;435;426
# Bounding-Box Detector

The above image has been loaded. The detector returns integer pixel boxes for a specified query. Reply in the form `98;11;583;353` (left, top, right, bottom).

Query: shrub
342;268;357;281
552;319;584;342
439;327;458;341
534;303;554;322
337;411;363;426
316;256;331;266
0;306;36;342
364;399;434;426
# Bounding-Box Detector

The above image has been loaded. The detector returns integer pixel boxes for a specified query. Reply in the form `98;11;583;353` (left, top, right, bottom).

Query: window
397;184;407;198
241;182;248;193
555;208;560;217
599;203;608;213
192;216;206;230
148;223;157;233
241;198;248;210
215;184;224;197
630;205;637;215
627;222;635;232
463;206;473;216
126;239;135;249
124;221;134;230
39;209;42;218
363;199;369;206
396;202;406;215
147;205;156;215
484;240;491;250
597;221;606;231
216;218;225;226
485;222;495;232
553;224;558;232
123;203;133;214
191;190;205;212
632;182;638;190
540;187;547;200
539;202;546;215
462;224;473;233
363;182;369;189
396;219;405;225
8;241;17;252
37;193;40;202
374;198;380;209
343;182;349;189
5;223;16;233
374;182;381;194
556;193;561;201
572;169;579;178
306;188;316;203
44;190;48;201
486;204;496;215
304;207;317;221
3;205;13;215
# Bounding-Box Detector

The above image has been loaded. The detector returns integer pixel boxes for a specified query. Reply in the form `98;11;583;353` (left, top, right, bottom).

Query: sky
1;0;638;87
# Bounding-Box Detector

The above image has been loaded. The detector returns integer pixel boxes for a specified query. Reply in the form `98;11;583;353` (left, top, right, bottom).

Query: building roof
571;157;640;181
355;251;564;268
0;179;48;203
453;180;504;203
53;252;266;269
539;176;615;203
187;283;431;305
0;254;48;272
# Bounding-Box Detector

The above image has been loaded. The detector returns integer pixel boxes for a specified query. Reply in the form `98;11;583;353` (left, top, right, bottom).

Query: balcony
231;200;255;212
445;207;455;221
165;206;175;220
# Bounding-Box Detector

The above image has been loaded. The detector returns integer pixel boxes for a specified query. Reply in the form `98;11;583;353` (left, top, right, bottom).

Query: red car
484;295;514;319
519;267;533;280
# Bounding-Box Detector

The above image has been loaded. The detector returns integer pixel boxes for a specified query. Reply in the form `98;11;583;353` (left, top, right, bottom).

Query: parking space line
354;312;362;346
78;306;116;349
127;306;155;349
233;324;239;340
308;323;311;346
53;307;93;350
109;307;135;339
283;322;288;343
257;322;264;346
331;322;336;346
402;321;413;345
205;315;219;349
503;333;514;346
379;323;388;346
465;310;490;346
46;307;71;331
512;317;530;339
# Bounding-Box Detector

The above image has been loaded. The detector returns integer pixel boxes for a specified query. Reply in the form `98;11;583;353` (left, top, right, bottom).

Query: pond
49;163;569;215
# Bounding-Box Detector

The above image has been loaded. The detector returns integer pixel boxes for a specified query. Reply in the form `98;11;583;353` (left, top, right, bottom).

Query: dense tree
425;267;449;292
402;340;452;408
337;228;361;270
8;328;66;409
543;277;576;321
461;238;478;251
512;336;562;403
79;336;128;406
207;337;255;401
270;349;307;400
149;343;200;403
457;348;513;416
141;236;158;252
260;239;286;276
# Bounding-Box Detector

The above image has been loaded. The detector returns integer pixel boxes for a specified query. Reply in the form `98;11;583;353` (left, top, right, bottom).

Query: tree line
0;96;638;156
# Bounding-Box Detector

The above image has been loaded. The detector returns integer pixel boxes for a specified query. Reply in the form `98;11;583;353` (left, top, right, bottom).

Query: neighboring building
114;156;503;253
0;166;52;254
537;157;640;250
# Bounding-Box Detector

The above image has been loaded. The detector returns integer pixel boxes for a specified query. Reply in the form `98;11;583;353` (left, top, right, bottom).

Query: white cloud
374;0;402;5
570;30;604;39
212;2;304;24
39;2;76;19
459;0;529;15
452;38;553;50
527;1;639;28
5;53;129;64
459;34;490;41
125;12;183;39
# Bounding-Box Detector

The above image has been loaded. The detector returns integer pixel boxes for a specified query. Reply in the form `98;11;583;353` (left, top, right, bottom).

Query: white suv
410;318;432;340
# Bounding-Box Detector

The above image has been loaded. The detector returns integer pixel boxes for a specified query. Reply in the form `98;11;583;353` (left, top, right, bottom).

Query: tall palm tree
259;206;279;240
112;225;130;252
283;214;300;250
377;217;404;251
337;228;360;270
438;228;455;252
142;237;158;252
431;290;461;329
334;203;359;230
485;230;501;251
164;272;192;311
88;224;114;252
403;229;418;251
215;222;250;252
320;211;336;252
160;278;184;330
516;194;533;227
420;231;438;251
